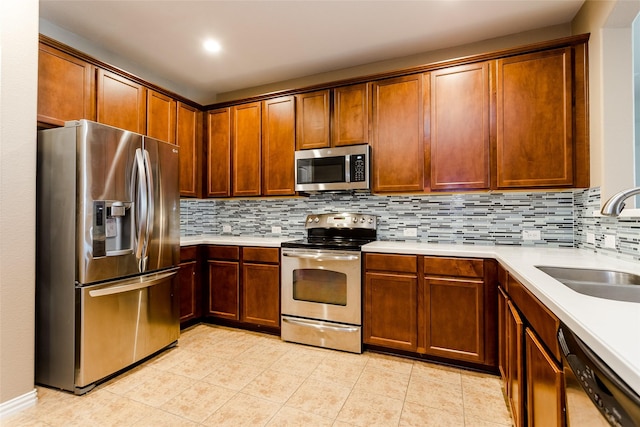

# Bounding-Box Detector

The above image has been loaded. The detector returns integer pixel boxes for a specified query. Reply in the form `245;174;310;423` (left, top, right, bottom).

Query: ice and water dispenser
92;200;133;257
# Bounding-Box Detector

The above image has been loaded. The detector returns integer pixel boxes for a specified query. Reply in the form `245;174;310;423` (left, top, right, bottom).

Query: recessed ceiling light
204;39;222;54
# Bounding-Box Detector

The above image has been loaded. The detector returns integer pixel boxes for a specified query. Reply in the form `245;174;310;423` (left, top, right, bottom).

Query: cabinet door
495;48;573;188
371;74;425;192
296;90;330;150
242;262;280;327
147;90;176;144
207;260;239;320
332;83;369;146
428;63;490;191
364;272;418;351
96;69;146;133
526;328;565;427
38;43;95;126
507;300;525;427
207;108;232;197
498;286;509;385
177;102;203;198
178;260;199;325
232;102;262;196
262;96;295;196
424;277;485;363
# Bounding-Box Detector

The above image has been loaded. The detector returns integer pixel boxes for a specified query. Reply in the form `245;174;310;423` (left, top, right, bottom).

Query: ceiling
39;0;585;105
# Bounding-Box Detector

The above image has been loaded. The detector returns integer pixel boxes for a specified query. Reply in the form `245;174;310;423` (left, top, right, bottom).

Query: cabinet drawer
243;247;279;264
508;275;560;362
423;257;484;278
365;253;417;273
180;246;198;262
206;245;240;260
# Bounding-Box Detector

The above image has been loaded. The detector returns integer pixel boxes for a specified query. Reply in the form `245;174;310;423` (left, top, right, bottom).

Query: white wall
573;0;640;205
0;0;38;413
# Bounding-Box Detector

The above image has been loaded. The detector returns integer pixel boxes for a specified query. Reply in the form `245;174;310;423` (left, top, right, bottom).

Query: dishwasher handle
88;269;177;297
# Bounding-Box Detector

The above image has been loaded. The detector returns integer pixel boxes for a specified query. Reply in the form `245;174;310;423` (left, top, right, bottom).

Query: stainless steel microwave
294;144;370;192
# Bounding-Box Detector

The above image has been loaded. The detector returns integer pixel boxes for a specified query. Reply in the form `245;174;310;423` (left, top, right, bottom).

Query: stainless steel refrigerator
36;120;180;394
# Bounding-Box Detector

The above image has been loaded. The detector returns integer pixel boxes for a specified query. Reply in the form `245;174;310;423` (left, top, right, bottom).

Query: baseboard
0;389;37;420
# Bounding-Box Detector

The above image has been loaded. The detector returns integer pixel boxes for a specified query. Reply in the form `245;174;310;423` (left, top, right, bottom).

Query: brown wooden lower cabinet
425;277;485;362
363;253;497;369
241;247;280;328
364;270;418;352
208;259;240;320
507;299;525;427
500;270;566;427
526;328;565;427
178;246;202;327
178;259;199;324
206;245;280;330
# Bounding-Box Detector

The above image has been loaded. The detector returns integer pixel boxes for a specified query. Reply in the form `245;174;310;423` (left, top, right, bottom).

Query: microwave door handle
345;154;350;183
282;252;359;261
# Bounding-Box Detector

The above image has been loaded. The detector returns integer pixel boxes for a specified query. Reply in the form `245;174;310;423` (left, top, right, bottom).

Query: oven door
281;248;361;325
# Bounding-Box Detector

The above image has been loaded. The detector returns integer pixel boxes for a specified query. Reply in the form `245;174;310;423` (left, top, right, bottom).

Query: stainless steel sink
536;266;640;303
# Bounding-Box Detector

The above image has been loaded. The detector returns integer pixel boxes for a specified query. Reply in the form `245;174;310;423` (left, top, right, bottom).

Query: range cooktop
281;213;378;251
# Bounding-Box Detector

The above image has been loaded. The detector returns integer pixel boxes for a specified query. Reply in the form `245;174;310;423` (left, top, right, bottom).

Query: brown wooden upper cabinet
207;107;232;197
428;63;490;191
495;47;578;189
38;43;96;127
371;74;425;192
232;101;262;196
332;83;369;147
146;89;176;144
96;68;147;134
207;97;296;198
177;102;203;198
295;83;369;150
262;96;296;196
295;90;330;150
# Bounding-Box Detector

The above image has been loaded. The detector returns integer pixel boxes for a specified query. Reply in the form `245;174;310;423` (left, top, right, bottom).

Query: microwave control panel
350;154;366;182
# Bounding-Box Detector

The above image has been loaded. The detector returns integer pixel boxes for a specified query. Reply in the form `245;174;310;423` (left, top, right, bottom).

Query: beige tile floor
4;324;513;427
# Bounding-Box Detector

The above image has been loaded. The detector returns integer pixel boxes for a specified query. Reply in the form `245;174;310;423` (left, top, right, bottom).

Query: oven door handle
282;317;360;333
282;252;359;261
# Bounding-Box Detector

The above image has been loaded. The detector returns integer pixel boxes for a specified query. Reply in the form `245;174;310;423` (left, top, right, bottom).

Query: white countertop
180;235;295;248
363;241;640;394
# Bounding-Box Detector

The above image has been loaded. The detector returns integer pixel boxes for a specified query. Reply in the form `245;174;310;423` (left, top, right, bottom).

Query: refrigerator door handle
88;269;177;297
143;149;154;249
134;148;148;271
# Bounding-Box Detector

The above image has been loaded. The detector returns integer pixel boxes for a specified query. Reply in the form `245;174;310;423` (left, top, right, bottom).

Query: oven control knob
368;218;374;224
307;217;314;223
361;218;366;223
352;217;358;223
314;217;320;223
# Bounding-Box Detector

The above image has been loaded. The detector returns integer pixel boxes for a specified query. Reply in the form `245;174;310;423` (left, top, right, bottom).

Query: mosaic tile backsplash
181;188;640;259
574;187;640;261
181;191;576;247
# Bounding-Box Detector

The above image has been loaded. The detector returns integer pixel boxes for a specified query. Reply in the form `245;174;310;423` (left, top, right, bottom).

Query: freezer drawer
77;269;179;388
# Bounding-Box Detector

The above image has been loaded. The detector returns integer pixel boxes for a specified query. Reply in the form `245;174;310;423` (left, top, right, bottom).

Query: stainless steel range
281;212;377;353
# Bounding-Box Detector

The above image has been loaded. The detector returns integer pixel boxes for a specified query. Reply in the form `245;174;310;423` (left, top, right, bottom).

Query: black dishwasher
558;323;640;426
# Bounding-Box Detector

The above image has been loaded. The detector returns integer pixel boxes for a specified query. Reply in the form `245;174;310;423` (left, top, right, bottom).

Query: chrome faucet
600;187;640;216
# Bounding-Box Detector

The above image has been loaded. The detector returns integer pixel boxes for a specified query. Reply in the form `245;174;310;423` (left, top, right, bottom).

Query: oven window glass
297;157;345;184
292;269;347;305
